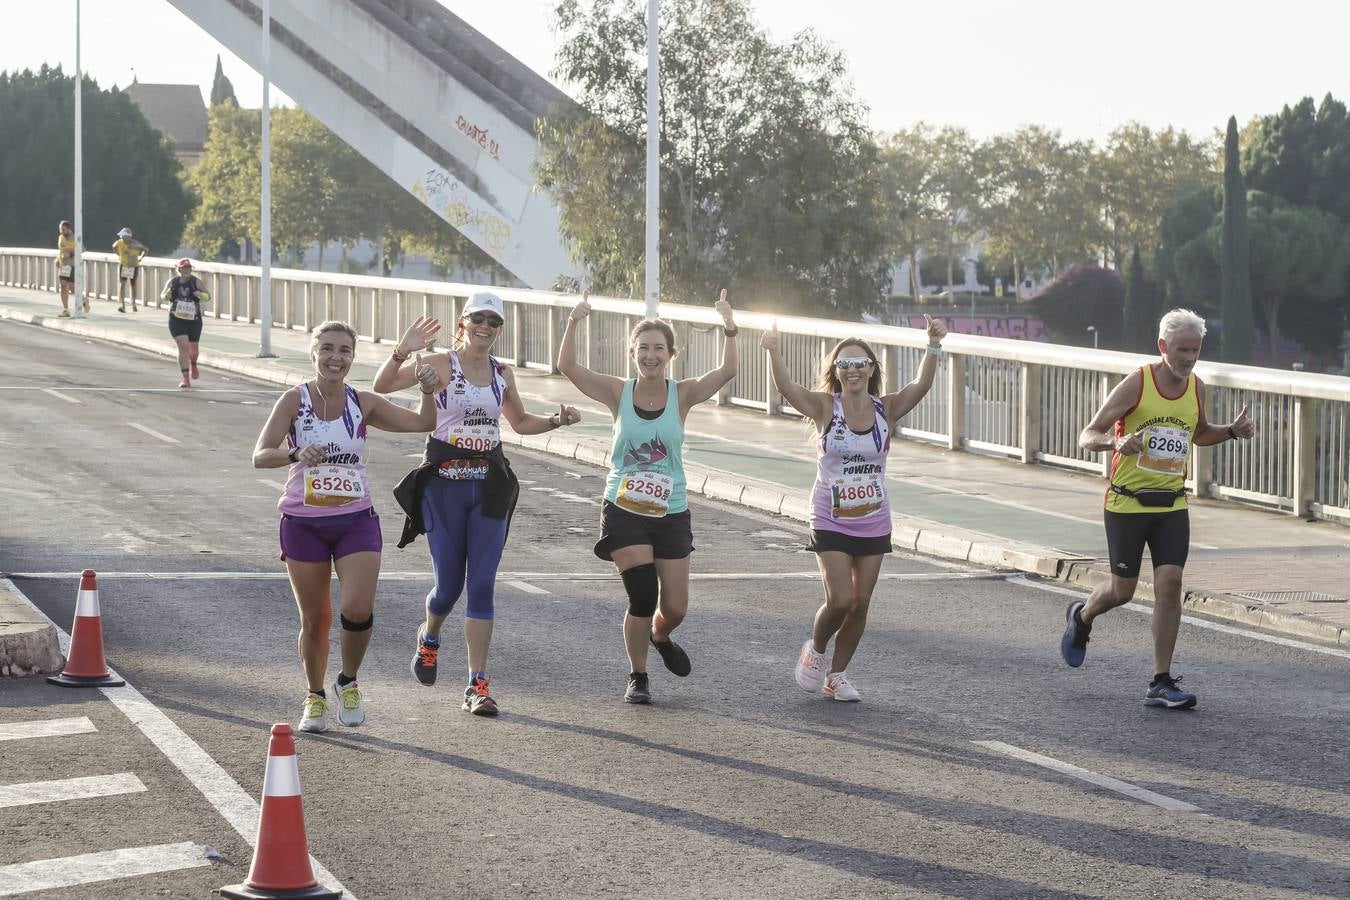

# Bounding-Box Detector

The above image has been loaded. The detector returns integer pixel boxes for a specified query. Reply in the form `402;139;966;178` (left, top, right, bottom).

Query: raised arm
556;293;624;413
1080;369;1144;454
760;320;832;430
362;356;440;432
372;316;442;394
500;366;582;435
1192;380;1255;447
678;289;739;411
883;315;948;423
253;388;303;468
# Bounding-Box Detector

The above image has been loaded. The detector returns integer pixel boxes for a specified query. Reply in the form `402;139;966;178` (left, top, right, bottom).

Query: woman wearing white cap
112;227;148;313
374;291;581;716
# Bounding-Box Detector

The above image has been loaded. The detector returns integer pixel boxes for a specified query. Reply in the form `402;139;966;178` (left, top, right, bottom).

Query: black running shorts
594;500;694;561
168;315;203;342
1103;508;1189;579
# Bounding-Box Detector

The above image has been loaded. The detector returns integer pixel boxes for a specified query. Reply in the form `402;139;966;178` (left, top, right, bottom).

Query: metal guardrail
6;247;1350;522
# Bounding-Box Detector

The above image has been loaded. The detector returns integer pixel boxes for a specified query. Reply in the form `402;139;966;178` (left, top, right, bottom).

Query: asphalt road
1;319;1348;899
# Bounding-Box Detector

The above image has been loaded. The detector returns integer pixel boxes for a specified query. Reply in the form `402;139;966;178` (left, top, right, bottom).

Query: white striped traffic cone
220;723;340;899
47;569;124;688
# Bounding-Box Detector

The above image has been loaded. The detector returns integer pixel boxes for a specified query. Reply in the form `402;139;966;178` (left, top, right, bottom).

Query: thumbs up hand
553;402;581;428
1230;404;1254;440
413;353;440;393
924;313;947;347
760;319;781;354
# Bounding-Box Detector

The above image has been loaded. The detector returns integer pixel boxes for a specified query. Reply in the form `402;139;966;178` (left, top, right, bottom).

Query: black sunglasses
466;312;504;328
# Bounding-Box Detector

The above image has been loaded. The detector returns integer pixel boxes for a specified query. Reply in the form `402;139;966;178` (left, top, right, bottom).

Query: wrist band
391;349;409;363
287;446;299;463
1227;424;1237;440
925;345;943;357
723;325;739;337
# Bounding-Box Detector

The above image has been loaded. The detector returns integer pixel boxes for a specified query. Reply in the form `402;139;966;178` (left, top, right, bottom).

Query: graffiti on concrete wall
411;167;513;254
455;114;501;161
900;315;1048;342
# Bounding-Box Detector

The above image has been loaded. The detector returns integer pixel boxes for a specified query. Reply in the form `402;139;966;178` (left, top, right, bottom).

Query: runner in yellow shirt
55;220;81;317
112;227;149;313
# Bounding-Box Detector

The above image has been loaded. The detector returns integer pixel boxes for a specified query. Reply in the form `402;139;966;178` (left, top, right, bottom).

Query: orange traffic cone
47;569;124;688
220;724;341;899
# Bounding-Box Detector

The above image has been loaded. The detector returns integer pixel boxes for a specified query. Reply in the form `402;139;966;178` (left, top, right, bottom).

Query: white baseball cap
462;291;504;319
117;227;133;237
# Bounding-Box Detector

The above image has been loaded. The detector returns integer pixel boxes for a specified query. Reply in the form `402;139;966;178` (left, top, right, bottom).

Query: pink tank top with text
432;351;507;481
278;383;372;517
809;394;892;537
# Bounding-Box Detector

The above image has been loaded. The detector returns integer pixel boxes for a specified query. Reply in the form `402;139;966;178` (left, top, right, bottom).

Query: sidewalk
2;286;1348;657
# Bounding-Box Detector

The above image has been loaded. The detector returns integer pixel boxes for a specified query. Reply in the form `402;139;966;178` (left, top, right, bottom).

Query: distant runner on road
112;227;149;313
764;315;947;703
1061;308;1255;709
373;292;579;717
253;321;439;734
558;290;739;705
55;219;80;317
160;258;210;388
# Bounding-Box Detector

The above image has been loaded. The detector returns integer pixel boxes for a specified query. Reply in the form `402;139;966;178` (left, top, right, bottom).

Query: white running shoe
795;640;828;692
333;679;366;726
824;671;861;702
298;694;329;733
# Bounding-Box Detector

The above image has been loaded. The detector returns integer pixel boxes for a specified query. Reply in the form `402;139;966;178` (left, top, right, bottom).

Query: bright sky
3;1;1344;144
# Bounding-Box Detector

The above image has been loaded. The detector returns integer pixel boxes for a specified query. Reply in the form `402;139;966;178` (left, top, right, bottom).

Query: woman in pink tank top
252;321;439;735
762;315;946;703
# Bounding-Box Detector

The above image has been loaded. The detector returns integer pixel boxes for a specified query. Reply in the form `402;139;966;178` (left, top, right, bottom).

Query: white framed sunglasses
834;356;875;370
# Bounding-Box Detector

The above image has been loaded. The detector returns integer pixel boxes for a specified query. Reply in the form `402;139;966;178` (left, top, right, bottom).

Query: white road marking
41;388;81;404
0;773;146;809
0;386;277;393
0;577;356;899
7;570;1003;583
507;580;550;595
0;717;96;742
256;478;286;490
128;422;179;444
1006;574;1350;660
0;842;211;897
972;741;1201;813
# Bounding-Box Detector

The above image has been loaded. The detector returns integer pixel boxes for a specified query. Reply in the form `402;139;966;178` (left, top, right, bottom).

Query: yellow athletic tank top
1106;365;1198;513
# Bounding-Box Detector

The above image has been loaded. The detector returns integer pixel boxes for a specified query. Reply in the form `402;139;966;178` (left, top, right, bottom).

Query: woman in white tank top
253;321;439;734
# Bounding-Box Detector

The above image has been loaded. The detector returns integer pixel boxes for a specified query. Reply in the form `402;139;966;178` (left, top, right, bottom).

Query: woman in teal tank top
558;290;740;705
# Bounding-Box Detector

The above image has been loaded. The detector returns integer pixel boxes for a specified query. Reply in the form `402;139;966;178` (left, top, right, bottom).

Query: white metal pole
72;0;84;319
257;0;274;356
643;0;659;318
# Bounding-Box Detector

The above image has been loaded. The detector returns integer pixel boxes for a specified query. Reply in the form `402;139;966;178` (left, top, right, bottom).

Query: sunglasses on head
466;312;504;328
834;356;874;370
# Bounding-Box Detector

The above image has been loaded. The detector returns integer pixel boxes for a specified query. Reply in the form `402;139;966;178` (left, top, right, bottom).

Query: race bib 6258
616;470;674;517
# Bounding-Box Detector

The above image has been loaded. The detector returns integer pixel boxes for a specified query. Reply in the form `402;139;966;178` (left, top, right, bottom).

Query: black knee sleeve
620;563;659;617
339;612;373;632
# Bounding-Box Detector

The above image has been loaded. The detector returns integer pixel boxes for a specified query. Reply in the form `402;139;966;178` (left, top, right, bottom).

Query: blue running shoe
1060;601;1091;667
1144;674;1197;709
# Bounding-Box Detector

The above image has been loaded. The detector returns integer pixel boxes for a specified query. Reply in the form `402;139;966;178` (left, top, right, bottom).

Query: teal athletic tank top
603;379;687;516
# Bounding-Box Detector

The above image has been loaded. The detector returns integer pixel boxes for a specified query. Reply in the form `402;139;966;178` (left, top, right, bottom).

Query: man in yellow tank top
1060;309;1254;709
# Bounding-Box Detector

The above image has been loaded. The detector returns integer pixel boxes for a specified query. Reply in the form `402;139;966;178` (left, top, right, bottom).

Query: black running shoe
463;676;499;716
624;671;651;704
411;625;439;686
650;635;691;676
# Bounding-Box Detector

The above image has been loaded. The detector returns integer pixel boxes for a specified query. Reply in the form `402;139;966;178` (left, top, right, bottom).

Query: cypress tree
209;55;236;107
1220;115;1253;363
1123;245;1157;352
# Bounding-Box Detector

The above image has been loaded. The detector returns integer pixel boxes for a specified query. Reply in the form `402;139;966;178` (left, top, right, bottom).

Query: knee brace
339;612;373;632
620;563;659;618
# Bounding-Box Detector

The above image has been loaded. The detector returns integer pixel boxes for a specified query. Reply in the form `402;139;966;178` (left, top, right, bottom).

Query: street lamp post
1086;325;1098;349
643;0;659;318
257;0;275;357
72;0;84;319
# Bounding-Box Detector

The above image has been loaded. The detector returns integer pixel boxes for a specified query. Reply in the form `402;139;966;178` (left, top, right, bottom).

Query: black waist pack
1111;485;1184;507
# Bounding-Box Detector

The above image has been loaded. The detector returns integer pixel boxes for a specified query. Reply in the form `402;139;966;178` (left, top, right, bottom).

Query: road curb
0;587;64;677
6;303;1347;652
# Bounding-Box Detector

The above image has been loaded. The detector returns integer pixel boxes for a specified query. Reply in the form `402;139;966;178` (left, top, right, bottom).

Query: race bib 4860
831;475;885;519
616;470;674;517
303;465;364;507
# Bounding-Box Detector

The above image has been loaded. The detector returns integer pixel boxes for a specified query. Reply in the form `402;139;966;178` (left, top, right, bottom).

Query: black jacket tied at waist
392;435;519;548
